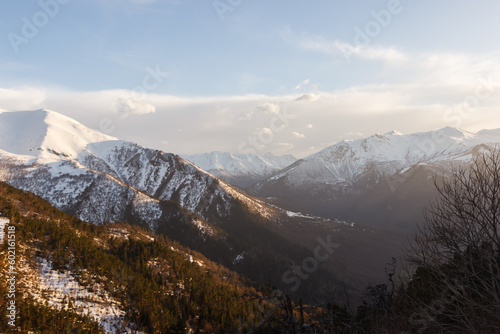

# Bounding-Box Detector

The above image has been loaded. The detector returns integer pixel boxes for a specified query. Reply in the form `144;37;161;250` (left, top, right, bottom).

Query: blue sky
2;0;500;157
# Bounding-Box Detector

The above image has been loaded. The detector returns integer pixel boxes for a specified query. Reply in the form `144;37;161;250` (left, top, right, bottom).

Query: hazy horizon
2;1;500;157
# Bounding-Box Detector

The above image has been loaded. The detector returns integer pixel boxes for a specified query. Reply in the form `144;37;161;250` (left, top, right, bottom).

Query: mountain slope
0;181;266;333
250;127;500;227
0;109;116;163
181;151;297;188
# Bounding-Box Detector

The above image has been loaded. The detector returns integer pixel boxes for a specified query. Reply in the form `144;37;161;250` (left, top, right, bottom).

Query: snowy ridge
0;109;116;163
255;127;500;192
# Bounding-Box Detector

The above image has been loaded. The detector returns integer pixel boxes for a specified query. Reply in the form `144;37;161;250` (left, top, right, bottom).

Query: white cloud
286;27;500;90
295;78;320;91
3;71;500;158
115;96;156;116
334;40;407;63
295;93;319;102
283;28;406;63
0;87;46;110
232;111;254;121
257;102;281;114
295;79;310;90
256;127;273;137
292;132;305;138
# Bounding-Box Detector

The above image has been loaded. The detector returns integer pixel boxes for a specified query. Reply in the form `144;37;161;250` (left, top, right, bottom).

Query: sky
2;0;500;158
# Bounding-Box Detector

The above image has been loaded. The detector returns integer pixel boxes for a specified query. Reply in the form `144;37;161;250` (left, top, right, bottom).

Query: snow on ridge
258;126;500;191
0;109;117;163
311;126;500;167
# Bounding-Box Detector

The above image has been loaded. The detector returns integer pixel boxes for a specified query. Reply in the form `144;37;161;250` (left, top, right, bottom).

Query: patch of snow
191;219;215;237
0;217;9;243
29;258;141;333
232;252;245;265
284;210;316;219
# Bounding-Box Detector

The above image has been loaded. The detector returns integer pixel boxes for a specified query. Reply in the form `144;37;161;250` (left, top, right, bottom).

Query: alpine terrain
250;127;500;228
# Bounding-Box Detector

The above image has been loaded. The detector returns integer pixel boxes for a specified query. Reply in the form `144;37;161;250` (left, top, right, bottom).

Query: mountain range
0;109;390;302
249;127;500;227
3;108;500;315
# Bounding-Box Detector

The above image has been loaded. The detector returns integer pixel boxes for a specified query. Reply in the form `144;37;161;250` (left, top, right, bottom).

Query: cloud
232;111;254;121
0;87;46;110
334;41;407;63
283;27;406;63
295;79;310;90
295;78;319;91
257;102;281;114
292;132;305;138
3;69;500;158
115;96;156;116
286;27;500;88
295;93;319;102
256;127;273;136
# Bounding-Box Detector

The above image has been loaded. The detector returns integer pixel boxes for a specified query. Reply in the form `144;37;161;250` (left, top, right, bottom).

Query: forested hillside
0;182;268;333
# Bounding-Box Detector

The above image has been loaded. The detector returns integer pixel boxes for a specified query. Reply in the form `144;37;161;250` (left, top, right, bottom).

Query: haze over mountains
2;108;500;326
181;151;297;188
1;109;395;301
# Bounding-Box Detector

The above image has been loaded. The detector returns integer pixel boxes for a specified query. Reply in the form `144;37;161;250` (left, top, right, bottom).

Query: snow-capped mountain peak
383;130;403;136
309;126;495;167
432;126;475;139
0;109;117;162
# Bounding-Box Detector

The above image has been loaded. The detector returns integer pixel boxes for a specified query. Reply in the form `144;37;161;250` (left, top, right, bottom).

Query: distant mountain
250;127;500;227
181;151;297;188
